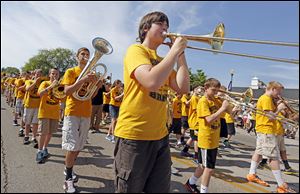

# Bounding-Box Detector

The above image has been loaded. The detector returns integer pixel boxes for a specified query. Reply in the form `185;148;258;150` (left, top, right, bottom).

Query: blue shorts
109;105;120;119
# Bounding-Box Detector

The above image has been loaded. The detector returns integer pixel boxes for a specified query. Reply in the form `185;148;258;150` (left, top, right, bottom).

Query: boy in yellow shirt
113;11;189;192
35;68;60;163
246;81;295;193
23;69;43;147
185;78;229;193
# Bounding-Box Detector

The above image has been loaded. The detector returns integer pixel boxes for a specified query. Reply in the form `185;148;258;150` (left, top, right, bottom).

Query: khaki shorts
38;118;59;134
277;135;286;152
62;116;90;151
23;108;39;125
255;133;279;159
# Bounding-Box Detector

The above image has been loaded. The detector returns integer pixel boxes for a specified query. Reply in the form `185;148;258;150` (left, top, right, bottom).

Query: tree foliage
22;48;77;77
1;67;20;75
189;68;207;90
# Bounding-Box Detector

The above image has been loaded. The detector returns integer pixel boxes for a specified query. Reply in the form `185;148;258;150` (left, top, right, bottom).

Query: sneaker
184;179;200;193
36;151;44;164
13;120;19;126
277;182;296;193
105;134;113;141
63;179;76;193
180;151;193;158
246;174;270;187
42;148;49;159
175;142;182;148
258;162;270;170
223;140;230;148
111;136;115;143
64;169;78;183
171;166;179;175
101;120;106;125
192;159;199;165
23;136;30;145
282;167;298;175
32;139;38;149
18;129;24;137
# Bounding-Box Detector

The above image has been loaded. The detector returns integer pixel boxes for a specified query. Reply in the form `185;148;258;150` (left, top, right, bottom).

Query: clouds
1;2;299;88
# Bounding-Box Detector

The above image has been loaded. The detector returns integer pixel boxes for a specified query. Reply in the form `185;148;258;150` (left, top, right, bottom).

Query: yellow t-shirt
15;78;26;99
114;44;174;140
103;92;110;104
255;94;276;134
274;112;285;135
23;80;41;108
188;95;200;130
172;97;182;119
197;96;221;149
181;94;190;117
109;87;122;107
61;66;92;118
38;81;60;120
224;104;234;123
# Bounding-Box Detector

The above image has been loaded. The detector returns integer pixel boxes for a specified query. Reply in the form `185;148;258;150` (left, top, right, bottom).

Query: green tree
1;67;20;75
189;68;206;90
22;48;77;76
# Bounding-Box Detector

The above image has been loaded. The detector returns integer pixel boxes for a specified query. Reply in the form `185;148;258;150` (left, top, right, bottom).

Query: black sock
181;136;184;143
282;160;291;169
182;145;190;152
194;152;198;159
261;159;267;164
65;167;73;180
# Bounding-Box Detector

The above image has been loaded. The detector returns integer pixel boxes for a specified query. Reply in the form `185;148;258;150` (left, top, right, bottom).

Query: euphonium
73;37;113;101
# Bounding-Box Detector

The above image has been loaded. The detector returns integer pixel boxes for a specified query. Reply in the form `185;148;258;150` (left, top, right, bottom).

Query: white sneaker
171;166;179;174
101;120;106;125
64;169;78;183
105;134;112;141
63;179;75;193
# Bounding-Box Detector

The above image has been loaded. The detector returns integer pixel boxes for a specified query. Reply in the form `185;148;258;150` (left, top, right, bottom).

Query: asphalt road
1;95;299;193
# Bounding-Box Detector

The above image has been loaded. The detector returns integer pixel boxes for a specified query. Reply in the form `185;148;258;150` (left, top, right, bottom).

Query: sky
1;1;299;88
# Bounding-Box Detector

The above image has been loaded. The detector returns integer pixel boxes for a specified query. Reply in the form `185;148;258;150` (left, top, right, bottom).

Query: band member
113;11;189;192
107;79;123;143
246;81;295;193
185;78;229;193
36;68;60;163
23;69;43;147
15;71;31;137
61;47;101;193
169;93;183;147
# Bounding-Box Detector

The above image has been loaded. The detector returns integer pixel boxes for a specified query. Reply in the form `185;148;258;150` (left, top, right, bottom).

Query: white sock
200;184;208;193
37;149;42;152
249;160;258;174
272;170;284;186
189;174;199;185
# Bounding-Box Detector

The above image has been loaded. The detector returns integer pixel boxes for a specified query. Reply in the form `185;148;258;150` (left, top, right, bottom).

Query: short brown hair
76;47;90;57
137;11;169;43
204;78;221;89
266;81;284;90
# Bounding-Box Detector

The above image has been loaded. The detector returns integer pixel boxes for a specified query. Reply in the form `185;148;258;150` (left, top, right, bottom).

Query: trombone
163;23;299;64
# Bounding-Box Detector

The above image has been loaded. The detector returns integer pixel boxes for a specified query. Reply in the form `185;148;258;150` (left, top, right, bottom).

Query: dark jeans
114;135;171;193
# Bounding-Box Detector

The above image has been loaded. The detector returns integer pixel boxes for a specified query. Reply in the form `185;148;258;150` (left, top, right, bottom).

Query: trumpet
73;37;113;101
163;23;299;64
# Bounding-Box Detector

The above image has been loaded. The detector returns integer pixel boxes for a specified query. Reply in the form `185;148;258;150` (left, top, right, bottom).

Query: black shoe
13;120;19;126
184;180;200;193
23;137;30;145
18;129;24;137
32;139;38;148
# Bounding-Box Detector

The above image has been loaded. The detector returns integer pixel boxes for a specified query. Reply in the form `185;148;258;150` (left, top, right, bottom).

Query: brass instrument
219;93;299;128
218;87;253;104
52;79;66;100
163;23;299;64
73;37;112;101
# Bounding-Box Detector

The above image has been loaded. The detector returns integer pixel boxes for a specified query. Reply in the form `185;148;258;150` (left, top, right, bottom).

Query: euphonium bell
73;37;113;101
52;79;66;100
